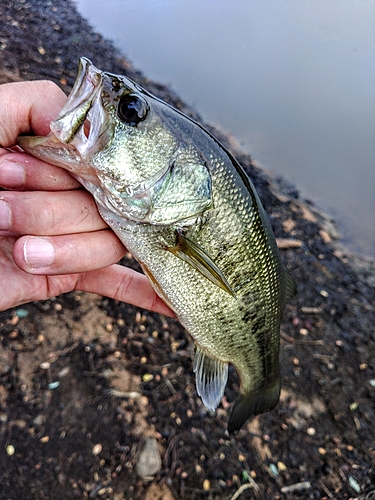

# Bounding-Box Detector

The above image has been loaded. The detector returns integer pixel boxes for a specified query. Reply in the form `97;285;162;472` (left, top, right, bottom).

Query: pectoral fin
149;161;212;224
167;232;235;296
193;345;229;411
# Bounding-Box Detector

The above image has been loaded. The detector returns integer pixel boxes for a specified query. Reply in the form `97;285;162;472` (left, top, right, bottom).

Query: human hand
0;80;174;317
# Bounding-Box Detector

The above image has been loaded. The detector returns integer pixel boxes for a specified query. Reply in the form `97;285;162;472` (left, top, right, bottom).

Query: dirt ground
0;1;374;499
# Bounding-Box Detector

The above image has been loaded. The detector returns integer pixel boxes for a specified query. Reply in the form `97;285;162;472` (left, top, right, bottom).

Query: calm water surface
76;0;375;258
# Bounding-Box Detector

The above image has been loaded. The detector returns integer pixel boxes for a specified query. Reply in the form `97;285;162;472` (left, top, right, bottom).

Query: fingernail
24;237;55;268
0;199;11;230
0;162;25;188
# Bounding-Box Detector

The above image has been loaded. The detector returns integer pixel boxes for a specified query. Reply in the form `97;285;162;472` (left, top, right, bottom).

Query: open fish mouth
50;57;107;157
18;58;108;167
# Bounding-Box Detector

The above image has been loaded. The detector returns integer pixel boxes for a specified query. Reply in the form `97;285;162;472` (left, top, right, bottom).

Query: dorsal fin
284;268;297;301
193;344;229;411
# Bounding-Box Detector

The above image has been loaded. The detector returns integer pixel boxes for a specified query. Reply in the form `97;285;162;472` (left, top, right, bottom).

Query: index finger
0;80;80;190
0;80;67;146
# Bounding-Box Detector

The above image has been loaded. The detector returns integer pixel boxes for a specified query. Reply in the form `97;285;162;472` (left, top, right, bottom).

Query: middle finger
0;189;107;236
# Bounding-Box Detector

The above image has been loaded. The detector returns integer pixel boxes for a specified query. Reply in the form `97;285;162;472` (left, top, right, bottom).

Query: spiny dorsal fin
167;232;235;296
284;268;297;301
193;344;229;411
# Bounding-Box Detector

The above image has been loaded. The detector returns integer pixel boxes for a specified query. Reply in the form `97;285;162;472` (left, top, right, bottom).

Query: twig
276;238;303;249
230;483;256;500
280;481;312;493
281;331;324;346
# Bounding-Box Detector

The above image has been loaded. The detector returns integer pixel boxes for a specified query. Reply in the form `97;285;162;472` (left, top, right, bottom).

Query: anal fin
193;345;228;411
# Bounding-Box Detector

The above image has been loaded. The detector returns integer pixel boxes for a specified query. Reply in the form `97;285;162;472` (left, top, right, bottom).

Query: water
76;0;375;258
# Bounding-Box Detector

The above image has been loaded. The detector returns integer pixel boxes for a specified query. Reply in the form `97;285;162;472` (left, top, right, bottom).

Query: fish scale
18;57;296;434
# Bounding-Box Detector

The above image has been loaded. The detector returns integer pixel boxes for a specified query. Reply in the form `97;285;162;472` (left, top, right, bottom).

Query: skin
0;80;174;316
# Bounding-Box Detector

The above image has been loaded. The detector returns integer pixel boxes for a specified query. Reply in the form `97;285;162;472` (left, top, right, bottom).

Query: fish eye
117;94;149;125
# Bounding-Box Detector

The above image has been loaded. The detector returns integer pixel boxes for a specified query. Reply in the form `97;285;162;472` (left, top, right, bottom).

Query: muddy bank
0;1;374;499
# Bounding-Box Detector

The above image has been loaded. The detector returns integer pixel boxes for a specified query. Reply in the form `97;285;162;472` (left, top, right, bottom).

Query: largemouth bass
18;58;296;434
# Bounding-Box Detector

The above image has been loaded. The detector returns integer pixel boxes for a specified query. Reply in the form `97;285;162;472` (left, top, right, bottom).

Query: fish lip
50;58;105;155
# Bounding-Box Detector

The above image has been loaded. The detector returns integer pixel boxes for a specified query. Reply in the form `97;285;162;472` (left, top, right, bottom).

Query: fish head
19;58;210;223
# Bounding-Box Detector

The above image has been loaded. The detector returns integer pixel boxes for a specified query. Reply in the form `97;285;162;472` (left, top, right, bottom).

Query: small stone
40;362;51;370
92;444;102;455
203;479;210;491
15;308;29;318
299;328;308;335
278;461;287;471
48;381;60;390
307;427;316;436
6;445;15;456
318;447;326;455
40;436;50;443
348;476;361;494
135;438;162;477
320;290;329;297
37;46;46;55
269;463;279;477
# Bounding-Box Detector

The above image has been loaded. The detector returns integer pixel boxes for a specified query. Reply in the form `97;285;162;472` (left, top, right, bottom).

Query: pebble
135;437;162;477
48;381;60;390
16;308;29;318
203;479;210;491
269;463;279;477
6;445;15;456
348;476;361;494
307;427;316;436
92;443;102;455
278;461;287;471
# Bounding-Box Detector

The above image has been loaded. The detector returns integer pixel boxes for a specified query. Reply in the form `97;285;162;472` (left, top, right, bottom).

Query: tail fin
228;374;281;435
